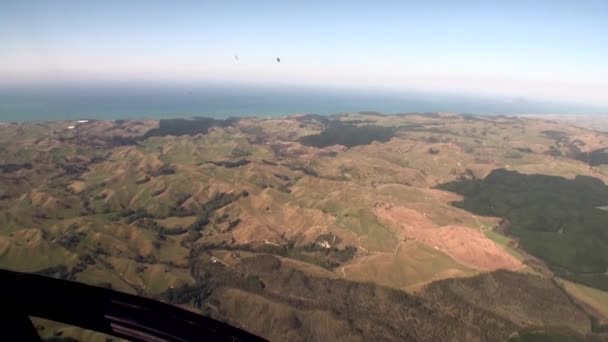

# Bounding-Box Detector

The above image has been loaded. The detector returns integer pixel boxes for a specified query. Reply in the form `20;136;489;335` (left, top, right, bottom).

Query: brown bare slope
374;205;522;270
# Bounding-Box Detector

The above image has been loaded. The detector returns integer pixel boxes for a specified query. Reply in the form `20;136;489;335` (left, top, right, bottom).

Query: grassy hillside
2;113;608;340
559;278;608;322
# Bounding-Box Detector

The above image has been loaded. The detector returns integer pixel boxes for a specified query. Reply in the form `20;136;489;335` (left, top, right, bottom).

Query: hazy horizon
2;0;607;108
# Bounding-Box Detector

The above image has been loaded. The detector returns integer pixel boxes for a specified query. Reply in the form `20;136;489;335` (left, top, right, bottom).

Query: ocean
0;83;605;122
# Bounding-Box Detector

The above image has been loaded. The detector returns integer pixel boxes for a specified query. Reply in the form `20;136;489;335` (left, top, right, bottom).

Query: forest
438;169;608;290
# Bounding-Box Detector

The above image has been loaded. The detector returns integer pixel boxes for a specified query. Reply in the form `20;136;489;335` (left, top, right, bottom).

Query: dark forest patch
143;117;239;138
460;113;494;121
105;135;139;147
135;175;151;185
188;191;247;232
0;163;32;173
261;159;278;166
437;169;608;291
299;123;394;148
59;162;88;176
545;146;563;157
148;164;176;176
199;159;251;168
574;148;608;166
542;130;569;141
516;147;534;153
541;130;582;154
286;163;318;177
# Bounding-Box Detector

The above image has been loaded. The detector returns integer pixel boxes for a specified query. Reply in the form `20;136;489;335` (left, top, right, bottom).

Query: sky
1;0;607;106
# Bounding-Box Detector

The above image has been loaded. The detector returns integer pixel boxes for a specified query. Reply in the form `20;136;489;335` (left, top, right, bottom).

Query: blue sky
1;0;607;105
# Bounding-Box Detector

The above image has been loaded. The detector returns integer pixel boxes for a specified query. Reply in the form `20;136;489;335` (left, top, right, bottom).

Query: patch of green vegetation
82;170;113;185
345;242;476;291
0;241;74;272
49;146;77;164
0;162;32;173
560;278;608;321
19;196;33;209
139;136;166;151
484;229;524;261
591;316;608;333
189;191;246;231
143;117;238;138
576;148;608;166
161;283;212;308
438;169;608;290
200;159;250;168
13;148;36;162
299;123;394;148
336;209;397;252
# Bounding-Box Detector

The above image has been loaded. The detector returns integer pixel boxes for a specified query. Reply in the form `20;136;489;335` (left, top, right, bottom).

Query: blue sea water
0;83;605;122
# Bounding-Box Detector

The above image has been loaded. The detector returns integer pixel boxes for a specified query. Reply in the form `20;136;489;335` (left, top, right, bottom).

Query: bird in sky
276;57;281;63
